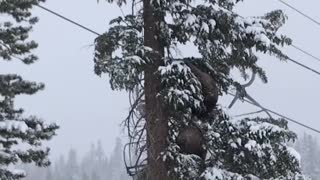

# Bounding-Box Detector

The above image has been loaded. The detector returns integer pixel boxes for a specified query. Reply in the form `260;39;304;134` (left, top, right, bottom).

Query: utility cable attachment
228;71;273;118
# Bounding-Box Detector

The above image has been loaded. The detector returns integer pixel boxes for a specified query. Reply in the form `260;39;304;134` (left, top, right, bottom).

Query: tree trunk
143;1;171;180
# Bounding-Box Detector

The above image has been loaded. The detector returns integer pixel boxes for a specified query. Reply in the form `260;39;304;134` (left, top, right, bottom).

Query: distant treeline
19;134;320;180
21;138;130;180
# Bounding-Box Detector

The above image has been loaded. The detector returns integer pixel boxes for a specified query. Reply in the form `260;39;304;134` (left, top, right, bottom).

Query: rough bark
143;1;171;180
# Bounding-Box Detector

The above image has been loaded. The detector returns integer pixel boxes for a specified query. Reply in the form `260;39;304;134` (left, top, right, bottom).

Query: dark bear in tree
176;126;206;159
176;63;218;159
188;63;219;113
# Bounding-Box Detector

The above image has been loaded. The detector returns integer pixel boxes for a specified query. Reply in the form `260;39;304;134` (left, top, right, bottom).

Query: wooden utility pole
143;1;171;180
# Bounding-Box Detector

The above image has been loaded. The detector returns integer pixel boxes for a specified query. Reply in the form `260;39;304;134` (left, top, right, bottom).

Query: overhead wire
35;4;320;77
276;0;320;65
233;110;264;118
287;57;320;76
36;4;101;36
291;44;320;63
228;92;320;134
277;0;320;27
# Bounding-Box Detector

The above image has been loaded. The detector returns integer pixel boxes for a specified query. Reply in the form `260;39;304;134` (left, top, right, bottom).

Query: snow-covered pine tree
0;0;58;179
94;0;303;179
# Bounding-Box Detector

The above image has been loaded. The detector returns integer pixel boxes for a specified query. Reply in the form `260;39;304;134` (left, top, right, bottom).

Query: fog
1;0;319;161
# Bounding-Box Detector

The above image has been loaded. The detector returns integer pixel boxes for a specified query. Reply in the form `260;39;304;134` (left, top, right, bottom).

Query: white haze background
0;0;319;161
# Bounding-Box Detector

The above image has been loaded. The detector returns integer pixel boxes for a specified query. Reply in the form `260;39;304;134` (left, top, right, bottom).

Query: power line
277;0;320;27
234;110;264;118
228;92;320;134
35;5;101;36
291;44;320;63
36;4;320;77
36;4;320;134
276;0;320;63
288;57;320;76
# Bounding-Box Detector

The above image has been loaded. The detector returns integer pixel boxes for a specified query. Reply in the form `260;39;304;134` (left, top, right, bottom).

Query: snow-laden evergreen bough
95;0;305;179
0;0;59;179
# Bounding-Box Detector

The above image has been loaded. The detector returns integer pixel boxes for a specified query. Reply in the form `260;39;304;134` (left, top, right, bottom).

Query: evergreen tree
81;171;90;180
101;153;111;180
91;170;100;180
0;0;58;179
95;140;105;163
109;138;124;180
295;134;320;179
95;0;304;179
55;155;66;180
45;168;54;180
20;138;131;180
65;149;80;180
80;141;107;180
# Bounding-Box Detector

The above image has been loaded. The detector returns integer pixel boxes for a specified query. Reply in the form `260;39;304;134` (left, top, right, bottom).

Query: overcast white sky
1;0;320;159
